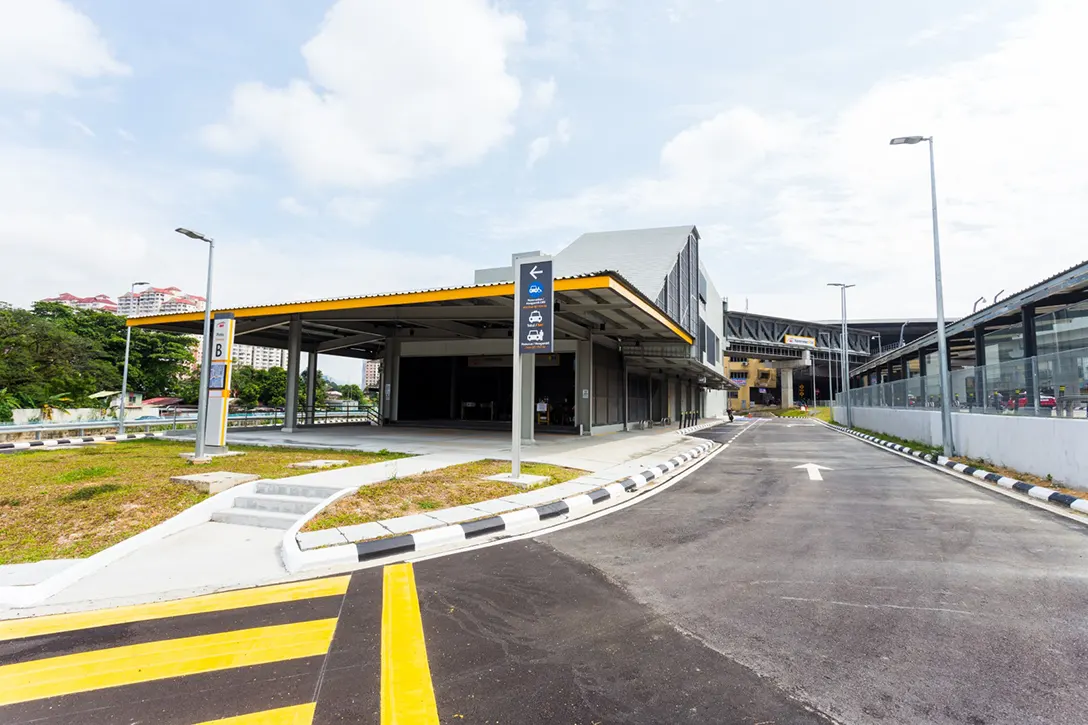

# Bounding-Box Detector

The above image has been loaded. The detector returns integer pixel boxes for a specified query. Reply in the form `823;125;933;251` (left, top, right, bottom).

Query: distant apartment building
232;343;289;371
364;359;381;390
118;286;206;317
40;292;118;313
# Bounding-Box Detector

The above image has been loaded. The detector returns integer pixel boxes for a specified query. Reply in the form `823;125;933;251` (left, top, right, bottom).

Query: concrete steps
212;480;345;529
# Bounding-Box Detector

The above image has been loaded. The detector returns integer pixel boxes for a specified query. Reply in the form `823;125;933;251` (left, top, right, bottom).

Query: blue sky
2;0;1085;383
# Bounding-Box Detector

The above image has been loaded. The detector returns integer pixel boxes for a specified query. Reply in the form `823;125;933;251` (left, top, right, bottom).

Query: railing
841;344;1088;418
1;404;381;441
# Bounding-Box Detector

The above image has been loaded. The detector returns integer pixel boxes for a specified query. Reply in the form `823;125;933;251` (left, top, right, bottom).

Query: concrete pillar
918;350;928;406
622;358;630;432
973;325;987;408
781;367;794;408
380;339;401;423
449;358;458;420
520;353;535;442
304;351;318;424
575;340;592;434
282;315;301;432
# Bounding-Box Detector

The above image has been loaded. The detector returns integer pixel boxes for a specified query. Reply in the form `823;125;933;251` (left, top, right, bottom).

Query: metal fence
841;344;1088;418
1;405;381;441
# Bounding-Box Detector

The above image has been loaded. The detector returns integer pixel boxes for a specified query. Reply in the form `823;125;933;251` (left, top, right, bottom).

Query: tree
339;383;363;402
0;388;24;422
37;392;73;421
262;367;288;407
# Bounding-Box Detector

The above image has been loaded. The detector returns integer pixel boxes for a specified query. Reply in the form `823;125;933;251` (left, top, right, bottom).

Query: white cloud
0;0;129;94
117;128;136;143
327;195;379;226
526;117;573;168
203;0;526;188
529;77;557;109
67;118;95;138
278;196;311;216
506;0;1088;320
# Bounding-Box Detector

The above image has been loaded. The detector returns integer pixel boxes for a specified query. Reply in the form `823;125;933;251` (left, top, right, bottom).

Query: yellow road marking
0;575;350;642
0;618;338;707
192;702;316;724
381;563;439;725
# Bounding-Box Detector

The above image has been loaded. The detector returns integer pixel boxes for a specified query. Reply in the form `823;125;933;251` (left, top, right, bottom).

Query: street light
871;333;882;353
176;227;215;460
118;281;149;434
828;283;855;428
973;296;987;313
890;134;953;455
899;320;910;348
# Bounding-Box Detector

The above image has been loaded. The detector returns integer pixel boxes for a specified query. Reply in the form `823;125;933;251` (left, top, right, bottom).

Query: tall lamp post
176;228;216;459
118;281;150;434
827;283;855;427
890;135;953;456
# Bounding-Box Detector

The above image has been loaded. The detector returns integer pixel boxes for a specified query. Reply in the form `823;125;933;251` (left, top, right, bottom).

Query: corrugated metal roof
553;225;697;301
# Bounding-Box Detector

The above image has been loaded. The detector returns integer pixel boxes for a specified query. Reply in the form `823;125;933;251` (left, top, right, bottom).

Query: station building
131;226;736;436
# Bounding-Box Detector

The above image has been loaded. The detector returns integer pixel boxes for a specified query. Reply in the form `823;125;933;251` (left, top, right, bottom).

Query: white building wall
700;260;728;418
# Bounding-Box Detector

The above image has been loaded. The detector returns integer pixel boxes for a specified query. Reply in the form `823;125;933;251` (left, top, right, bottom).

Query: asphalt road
4;418;1087;724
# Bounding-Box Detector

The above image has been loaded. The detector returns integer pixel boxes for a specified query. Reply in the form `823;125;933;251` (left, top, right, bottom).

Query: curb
284;438;720;572
824;422;1088;515
0;431;166;452
678;419;725;436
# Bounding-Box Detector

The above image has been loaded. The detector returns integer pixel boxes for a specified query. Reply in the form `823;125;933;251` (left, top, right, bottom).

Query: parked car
1007;394;1056;409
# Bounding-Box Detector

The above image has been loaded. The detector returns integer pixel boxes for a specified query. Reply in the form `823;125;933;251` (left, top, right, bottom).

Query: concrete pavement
4;417;1086;723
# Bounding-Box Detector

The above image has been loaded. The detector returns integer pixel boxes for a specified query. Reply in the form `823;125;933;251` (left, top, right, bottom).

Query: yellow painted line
192;702;316;725
0;618;337;707
381;563;439;725
0;575;350;642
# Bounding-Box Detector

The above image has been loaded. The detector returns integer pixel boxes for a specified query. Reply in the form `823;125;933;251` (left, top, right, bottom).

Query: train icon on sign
526;329;545;342
528;310;543;324
528;282;544;297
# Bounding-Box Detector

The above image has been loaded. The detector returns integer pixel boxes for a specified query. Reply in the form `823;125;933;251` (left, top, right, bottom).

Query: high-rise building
364;359;382;390
118;286;205;317
233;343;289;371
39;293;118;313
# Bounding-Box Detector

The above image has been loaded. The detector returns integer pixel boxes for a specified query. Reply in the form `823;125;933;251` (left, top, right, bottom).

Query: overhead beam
307;307;512;322
234;315;292;336
316;332;385;353
557;303;630;313
411;319;483;338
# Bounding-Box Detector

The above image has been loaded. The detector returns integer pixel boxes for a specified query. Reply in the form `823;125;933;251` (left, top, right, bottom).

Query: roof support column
282;315;301;433
380;340;400;424
305;351;318;425
918;350;928;407
973;325;987;410
622;357;630;432
576;340;592;435
781;367;794;409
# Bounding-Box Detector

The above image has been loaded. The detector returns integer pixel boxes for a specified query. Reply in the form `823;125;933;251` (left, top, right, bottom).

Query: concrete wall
833;406;1088;491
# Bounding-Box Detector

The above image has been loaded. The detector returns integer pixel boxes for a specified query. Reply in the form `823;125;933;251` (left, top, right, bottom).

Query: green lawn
0;439;408;564
305;459;586;532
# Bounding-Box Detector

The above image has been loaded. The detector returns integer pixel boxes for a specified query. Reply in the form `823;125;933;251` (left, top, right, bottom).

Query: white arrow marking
793;463;832;481
529;265;543;279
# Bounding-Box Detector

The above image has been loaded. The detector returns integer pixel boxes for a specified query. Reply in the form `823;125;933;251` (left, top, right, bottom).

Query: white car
526;328;544;342
528;310;543;324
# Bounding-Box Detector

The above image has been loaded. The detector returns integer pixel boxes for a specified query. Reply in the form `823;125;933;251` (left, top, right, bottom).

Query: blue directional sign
518;259;554;354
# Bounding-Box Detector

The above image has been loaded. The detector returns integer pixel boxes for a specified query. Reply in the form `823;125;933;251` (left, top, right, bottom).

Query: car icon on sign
528;310;543;324
528;282;544;297
526;329;544;342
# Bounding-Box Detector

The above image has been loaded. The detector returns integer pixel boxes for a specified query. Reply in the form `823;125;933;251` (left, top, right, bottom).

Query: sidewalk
1;425;724;617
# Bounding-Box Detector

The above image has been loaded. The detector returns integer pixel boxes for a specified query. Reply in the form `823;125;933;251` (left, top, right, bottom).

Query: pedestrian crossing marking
0;617;338;707
192;702;317;724
0;575;350;642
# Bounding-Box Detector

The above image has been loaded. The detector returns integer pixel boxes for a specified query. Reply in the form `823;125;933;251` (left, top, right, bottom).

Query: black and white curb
287;439;718;571
0;431;166;451
830;424;1088;515
678;419;725;436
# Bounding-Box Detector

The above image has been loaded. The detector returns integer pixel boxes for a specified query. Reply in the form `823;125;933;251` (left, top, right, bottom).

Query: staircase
211;480;344;529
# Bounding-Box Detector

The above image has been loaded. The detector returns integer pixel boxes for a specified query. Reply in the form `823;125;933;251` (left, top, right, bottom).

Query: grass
0;439;409;564
810;407;833;422
304;459;587;532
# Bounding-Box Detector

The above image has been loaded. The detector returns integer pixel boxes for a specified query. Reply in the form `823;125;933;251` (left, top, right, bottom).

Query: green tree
261;367;288;407
339;383;363;402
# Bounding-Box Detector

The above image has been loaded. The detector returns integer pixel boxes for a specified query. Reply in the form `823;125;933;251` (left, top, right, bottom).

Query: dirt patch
304;459;587;532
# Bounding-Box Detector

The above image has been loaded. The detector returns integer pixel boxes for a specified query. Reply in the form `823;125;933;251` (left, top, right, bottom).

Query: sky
2;0;1085;384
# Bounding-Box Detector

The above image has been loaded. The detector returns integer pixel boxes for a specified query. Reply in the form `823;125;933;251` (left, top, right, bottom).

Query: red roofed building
118;286;206;317
40;292;118;313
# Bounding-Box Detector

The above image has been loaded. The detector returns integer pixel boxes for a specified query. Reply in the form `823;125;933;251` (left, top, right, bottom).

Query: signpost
204;313;236;451
512;256;554;479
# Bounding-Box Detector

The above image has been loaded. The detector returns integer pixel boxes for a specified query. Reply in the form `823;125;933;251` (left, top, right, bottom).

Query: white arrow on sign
793;462;832;481
529;265;544;279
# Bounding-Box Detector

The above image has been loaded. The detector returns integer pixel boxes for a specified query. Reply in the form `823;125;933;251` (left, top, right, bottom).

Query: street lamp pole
828;283;855;427
890;135;954;455
118;281;149;434
176;228;215;460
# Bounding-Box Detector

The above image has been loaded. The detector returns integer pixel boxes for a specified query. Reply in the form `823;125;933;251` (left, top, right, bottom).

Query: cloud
67;118;96;138
278;196;311;216
327;195;379;226
526;117;573;168
202;0;526;188
505;0;1088;320
0;0;129;94
529;78;557;109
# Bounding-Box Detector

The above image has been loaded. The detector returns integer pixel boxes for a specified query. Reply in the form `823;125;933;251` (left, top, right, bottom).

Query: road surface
3;418;1086;724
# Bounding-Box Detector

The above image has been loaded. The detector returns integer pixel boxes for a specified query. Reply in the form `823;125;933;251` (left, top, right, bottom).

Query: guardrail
1;405;381;441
